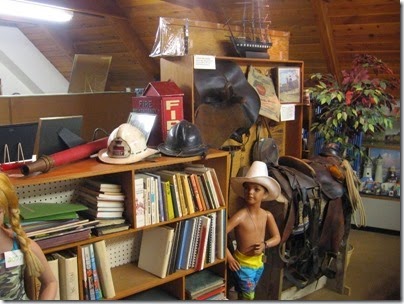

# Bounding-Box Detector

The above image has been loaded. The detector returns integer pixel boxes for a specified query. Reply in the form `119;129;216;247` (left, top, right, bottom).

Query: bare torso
233;207;268;256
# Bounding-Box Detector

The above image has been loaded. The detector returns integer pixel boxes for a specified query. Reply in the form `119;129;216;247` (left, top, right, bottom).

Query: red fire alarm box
132;81;184;147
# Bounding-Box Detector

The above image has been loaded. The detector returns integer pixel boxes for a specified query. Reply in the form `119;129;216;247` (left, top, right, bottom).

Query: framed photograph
127;112;157;144
368;147;400;180
271;67;301;103
68;54;112;93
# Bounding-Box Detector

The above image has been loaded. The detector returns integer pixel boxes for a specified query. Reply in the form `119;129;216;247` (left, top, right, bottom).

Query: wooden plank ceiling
0;0;400;95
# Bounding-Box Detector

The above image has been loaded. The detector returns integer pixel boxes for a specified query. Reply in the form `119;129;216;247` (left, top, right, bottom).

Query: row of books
74;179;130;236
134;164;225;228
44;240;115;300
137;209;226;279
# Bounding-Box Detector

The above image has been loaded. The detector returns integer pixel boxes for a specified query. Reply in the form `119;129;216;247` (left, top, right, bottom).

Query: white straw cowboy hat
231;161;281;201
98;123;158;164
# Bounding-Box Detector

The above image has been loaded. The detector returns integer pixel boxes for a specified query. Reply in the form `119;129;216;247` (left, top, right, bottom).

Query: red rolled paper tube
21;137;108;176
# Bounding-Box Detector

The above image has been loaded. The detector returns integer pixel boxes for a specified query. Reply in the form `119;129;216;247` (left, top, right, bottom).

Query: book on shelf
22;218;79;234
82;245;96;300
174;219;189;271
160;180;175;220
26;219;92;238
134;175;146;228
122;286;178;301
80;249;89;300
144;172;165;223
93;240;116;299
89;243;103;300
53;250;80;300
188;173;204;212
177;172;195;214
85;179;122;193
21;212;79;222
94;217;126;228
186;174;199;212
77;186;125;201
81;248;91;300
76;196;125;209
180;217;197;270
154;170;183;217
92;223;130;236
195;285;226;300
172;171;188;216
208;168;226;207
142;173;157;224
195;215;211;271
19;202;88;221
46;255;60;300
206;212;217;264
84;205;124;212
185;269;225;299
188;217;202;269
135;173;154;226
169;183;181;218
80;208;123;219
36;227;91;250
195;174;209;211
167;221;181;276
138;225;175;279
216;208;226;260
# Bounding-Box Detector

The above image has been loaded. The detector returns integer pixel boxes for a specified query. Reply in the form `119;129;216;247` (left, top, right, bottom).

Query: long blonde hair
0;173;44;277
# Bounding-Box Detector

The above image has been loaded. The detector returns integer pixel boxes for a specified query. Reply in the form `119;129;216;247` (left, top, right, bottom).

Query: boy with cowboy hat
227;161;281;300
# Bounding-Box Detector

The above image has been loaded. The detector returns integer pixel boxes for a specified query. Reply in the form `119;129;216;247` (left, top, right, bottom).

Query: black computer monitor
0;122;38;163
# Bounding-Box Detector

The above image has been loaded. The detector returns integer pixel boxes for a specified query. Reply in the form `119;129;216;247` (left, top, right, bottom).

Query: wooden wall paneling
0;97;11;125
8;92;132;141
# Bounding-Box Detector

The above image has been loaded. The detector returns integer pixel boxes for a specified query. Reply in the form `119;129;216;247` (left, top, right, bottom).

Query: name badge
4;250;24;268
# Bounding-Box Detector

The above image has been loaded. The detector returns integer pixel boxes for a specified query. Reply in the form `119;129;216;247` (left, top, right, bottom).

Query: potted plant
306;54;399;160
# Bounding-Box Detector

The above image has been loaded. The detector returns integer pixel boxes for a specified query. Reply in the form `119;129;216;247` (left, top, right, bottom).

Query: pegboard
105;231;142;268
16;178;144;268
16;178;83;205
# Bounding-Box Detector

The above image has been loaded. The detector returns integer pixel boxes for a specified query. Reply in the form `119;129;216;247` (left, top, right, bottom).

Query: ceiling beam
310;0;341;83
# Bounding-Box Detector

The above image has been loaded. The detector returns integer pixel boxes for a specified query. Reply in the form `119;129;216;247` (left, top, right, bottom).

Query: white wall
0;25;69;95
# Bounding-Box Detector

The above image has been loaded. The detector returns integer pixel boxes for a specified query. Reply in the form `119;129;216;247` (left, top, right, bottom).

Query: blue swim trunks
233;250;264;300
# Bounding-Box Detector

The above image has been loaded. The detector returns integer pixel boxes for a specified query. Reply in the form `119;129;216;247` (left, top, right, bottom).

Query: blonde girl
0;173;57;300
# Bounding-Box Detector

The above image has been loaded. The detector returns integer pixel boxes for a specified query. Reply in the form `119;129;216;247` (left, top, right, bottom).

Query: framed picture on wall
270;67;301;103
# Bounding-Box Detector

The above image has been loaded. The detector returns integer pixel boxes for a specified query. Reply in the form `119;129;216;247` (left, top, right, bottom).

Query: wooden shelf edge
110;260;226;300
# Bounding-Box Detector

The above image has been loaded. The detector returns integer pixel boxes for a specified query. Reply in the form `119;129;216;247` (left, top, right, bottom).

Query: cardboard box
132;81;184;147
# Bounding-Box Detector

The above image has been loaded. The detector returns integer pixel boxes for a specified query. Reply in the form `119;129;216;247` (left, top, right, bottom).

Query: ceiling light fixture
0;0;73;23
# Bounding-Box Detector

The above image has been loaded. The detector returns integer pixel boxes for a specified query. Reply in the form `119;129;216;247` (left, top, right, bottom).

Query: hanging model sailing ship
225;0;272;58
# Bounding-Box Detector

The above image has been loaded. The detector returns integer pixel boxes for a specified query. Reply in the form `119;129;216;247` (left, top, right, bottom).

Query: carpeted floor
227;228;400;301
299;228;401;301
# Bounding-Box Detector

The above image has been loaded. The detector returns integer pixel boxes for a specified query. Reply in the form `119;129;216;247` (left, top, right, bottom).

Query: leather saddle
194;60;260;148
268;154;348;288
280;155;345;200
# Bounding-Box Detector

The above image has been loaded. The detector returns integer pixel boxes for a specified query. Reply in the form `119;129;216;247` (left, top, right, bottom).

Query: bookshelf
9;149;230;300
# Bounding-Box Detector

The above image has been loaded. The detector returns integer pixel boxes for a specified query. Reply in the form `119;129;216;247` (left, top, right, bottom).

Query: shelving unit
9;149;230;300
161;55;308;300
